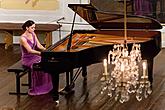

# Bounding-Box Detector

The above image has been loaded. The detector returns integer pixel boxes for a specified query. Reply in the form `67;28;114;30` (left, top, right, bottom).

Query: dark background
91;0;165;23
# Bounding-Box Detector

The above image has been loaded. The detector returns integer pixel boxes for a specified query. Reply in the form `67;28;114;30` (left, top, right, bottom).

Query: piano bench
7;60;31;95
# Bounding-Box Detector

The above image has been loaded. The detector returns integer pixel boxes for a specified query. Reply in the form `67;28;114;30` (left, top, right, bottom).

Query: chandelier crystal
101;43;152;103
100;0;152;103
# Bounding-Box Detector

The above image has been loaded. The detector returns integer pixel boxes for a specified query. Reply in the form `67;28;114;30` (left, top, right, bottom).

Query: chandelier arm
124;0;127;48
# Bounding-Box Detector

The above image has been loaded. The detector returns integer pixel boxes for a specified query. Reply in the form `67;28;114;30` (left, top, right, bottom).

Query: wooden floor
0;44;165;110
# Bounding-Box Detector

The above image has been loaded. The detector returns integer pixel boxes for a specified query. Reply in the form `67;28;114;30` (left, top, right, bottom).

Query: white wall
0;0;93;44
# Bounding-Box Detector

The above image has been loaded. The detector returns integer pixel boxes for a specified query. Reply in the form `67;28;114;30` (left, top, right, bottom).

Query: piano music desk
0;22;59;49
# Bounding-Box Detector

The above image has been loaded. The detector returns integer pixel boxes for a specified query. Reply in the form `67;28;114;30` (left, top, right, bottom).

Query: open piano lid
68;3;162;30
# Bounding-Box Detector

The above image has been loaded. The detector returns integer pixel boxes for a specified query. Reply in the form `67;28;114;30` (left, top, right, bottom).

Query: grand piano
35;0;162;101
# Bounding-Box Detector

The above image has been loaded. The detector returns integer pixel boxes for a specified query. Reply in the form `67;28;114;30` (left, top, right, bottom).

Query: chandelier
100;0;152;103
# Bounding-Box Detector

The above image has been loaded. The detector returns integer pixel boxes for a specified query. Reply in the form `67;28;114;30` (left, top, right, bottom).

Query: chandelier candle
142;60;148;78
108;52;111;64
103;59;108;75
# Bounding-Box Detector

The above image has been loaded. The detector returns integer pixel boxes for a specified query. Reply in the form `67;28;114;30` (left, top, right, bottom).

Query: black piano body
36;1;162;101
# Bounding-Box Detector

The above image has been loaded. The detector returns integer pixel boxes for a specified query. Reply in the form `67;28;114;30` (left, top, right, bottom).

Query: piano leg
50;73;59;101
82;66;87;85
82;66;87;80
66;71;70;88
147;59;153;87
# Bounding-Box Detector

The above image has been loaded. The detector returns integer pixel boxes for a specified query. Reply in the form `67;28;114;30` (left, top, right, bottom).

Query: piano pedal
59;83;75;95
59;88;75;95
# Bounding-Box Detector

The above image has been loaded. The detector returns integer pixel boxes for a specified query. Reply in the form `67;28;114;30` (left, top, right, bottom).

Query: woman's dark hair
22;20;35;30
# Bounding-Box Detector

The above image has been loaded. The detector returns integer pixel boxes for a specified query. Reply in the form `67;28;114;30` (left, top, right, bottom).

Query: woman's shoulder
32;32;37;37
20;34;27;42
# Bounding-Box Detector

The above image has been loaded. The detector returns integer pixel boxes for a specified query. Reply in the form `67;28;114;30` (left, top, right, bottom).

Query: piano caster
52;94;59;105
52;95;60;106
55;100;59;106
52;98;59;106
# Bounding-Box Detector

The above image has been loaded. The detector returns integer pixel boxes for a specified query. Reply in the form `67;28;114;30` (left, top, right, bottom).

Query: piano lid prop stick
67;12;76;51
